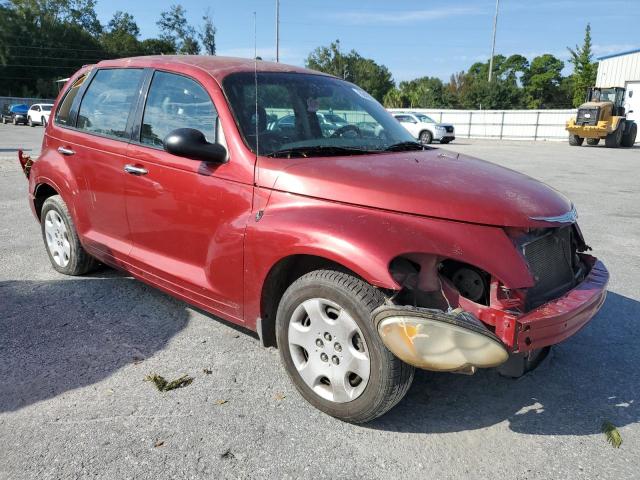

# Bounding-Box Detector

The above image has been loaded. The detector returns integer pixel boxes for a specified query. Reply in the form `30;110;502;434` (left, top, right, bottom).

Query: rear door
60;68;145;262
124;70;252;322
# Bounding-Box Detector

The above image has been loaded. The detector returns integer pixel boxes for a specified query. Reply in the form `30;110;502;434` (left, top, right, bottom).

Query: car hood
269;149;572;227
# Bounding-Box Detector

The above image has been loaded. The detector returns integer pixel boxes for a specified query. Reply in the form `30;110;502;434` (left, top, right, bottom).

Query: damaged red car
22;56;608;423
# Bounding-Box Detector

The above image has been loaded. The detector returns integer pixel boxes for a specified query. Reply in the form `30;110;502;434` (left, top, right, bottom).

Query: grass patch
602;421;623;448
145;373;194;392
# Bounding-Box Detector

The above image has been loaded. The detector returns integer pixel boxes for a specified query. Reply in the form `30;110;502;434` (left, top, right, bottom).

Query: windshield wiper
265;145;374;158
384;141;427;152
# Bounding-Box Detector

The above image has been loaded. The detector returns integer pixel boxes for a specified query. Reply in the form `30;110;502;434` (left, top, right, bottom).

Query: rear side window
77;69;144;139
55;74;87;126
140;71;216;147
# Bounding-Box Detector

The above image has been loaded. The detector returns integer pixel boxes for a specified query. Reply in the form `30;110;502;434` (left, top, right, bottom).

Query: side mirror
629;110;634;114
164;128;227;163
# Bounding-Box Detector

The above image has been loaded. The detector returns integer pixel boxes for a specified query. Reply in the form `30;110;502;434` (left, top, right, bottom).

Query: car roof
93;55;330;83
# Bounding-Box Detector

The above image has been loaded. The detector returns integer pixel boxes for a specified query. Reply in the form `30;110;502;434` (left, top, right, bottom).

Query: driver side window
141;71;217;147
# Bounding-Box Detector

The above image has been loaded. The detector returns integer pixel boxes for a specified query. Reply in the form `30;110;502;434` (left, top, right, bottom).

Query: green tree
306;40;394;102
157;4;200;55
567;23;598;106
8;0;102;35
521;54;566;108
101;11;140;55
0;0;105;97
383;88;406;108
199;10;216;55
108;11;139;37
139;38;177;55
395;76;456;108
458;55;525;109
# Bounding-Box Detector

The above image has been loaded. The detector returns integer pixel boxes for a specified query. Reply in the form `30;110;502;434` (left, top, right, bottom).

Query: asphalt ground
1;123;639;479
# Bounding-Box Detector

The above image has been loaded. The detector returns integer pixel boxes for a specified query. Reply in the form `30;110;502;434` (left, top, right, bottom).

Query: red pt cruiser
21;57;608;422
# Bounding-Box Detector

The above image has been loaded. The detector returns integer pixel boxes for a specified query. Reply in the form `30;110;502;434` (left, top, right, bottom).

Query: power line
1;64;81;69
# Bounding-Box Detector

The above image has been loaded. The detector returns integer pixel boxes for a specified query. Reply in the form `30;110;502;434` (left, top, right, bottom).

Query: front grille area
523;227;577;310
444;126;454;133
576;107;599;126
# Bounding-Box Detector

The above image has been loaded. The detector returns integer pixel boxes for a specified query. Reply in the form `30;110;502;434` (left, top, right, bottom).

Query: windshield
415;114;435;123
222;72;415;156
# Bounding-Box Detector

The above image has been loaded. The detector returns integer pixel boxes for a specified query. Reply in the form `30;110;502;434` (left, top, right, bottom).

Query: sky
94;0;640;83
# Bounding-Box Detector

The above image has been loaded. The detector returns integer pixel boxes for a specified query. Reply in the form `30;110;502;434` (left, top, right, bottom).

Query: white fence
389;108;576;141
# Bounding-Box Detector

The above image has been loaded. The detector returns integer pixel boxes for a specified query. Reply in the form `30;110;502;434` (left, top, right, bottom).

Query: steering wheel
330;124;362;138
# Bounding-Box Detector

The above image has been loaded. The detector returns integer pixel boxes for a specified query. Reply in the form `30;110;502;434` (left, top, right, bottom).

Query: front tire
41;116;47;127
41;195;99;275
586;138;600;146
621;122;637;147
605;122;624;148
568;134;583;146
419;130;433;144
28;116;34;127
276;270;414;423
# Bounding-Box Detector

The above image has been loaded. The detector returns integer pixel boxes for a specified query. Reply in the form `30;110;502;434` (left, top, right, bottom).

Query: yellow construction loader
566;86;637;148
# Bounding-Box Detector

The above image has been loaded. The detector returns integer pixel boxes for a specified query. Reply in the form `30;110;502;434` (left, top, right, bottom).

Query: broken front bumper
514;257;608;351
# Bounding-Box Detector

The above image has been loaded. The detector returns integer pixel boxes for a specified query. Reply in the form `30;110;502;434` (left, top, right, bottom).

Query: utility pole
488;0;499;82
275;0;280;62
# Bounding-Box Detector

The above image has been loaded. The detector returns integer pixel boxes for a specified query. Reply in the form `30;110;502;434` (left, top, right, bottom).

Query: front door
124;70;252;322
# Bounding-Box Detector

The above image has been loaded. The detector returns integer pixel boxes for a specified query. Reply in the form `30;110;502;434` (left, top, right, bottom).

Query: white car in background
392;111;455;144
27;103;54;127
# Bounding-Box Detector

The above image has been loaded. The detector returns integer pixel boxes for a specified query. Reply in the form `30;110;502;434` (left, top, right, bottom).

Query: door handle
57;146;75;156
124;164;148;176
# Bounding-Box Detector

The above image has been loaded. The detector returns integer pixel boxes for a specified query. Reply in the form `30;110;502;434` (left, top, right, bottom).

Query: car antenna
253;11;260;186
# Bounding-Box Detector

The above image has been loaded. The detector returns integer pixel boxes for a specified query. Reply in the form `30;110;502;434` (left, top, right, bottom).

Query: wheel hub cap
288;298;370;403
44;210;71;267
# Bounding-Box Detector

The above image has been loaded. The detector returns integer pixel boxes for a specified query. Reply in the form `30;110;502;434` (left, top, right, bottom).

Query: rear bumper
515;257;608;352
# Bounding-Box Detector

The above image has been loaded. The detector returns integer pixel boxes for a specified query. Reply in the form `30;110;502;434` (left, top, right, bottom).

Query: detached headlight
373;306;508;372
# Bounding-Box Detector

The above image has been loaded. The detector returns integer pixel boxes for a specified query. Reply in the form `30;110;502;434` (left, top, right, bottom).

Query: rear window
55;75;86;126
76;69;144;139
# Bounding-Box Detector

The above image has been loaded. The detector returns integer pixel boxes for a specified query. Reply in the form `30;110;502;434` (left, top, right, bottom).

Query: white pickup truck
391;111;455;144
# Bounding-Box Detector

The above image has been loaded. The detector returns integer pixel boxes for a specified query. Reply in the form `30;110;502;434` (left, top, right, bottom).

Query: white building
596;48;640;123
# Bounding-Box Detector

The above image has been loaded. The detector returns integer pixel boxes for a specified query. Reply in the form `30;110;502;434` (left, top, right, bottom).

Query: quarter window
140;71;217;147
76;69;144;139
55;74;87;126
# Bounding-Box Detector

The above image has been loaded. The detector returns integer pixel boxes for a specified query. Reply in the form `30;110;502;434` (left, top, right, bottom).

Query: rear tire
419;130;433;144
605;122;624;148
568;135;583;146
40;195;99;276
276;270;414;423
621;122;637;147
586;138;600;146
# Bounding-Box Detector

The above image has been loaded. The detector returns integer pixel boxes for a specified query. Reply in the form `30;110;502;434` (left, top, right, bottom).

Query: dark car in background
1;104;30;125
